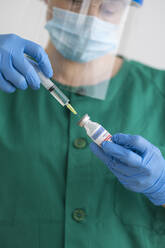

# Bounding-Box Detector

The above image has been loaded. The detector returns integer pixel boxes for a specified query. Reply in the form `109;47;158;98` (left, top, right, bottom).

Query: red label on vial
104;134;112;142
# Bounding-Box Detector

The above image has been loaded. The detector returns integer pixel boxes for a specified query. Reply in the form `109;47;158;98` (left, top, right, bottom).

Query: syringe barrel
38;71;69;106
27;57;69;107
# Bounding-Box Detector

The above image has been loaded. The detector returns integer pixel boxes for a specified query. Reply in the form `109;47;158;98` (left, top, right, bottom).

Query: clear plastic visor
43;0;131;99
1;0;131;100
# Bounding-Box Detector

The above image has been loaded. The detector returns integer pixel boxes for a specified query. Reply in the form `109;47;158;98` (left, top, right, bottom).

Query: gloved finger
90;142;143;176
12;55;40;90
2;60;28;90
90;142;123;175
24;39;53;78
90;143;141;180
101;141;142;167
99;160;138;188
113;172;149;193
112;133;150;154
0;72;16;93
110;160;143;176
90;142;114;165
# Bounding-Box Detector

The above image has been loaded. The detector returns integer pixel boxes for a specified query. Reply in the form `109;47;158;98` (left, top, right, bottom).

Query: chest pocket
114;180;163;231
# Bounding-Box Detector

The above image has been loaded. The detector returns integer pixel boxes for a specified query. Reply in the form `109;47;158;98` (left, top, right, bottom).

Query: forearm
162;204;165;208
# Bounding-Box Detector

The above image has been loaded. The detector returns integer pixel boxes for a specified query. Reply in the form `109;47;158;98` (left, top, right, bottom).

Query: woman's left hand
90;133;165;206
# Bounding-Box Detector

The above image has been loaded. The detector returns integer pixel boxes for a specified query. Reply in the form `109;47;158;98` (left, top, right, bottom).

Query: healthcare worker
0;0;165;247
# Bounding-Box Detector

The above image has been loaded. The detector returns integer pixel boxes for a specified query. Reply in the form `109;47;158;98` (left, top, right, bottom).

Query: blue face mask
45;7;119;63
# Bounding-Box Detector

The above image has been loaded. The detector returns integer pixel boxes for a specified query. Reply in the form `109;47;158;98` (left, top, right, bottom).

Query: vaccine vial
78;114;112;146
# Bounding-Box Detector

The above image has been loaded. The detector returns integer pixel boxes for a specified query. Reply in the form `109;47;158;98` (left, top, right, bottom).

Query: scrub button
73;138;87;149
72;208;86;222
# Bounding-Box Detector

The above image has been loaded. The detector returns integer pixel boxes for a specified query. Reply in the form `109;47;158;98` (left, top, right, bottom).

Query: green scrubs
0;58;165;247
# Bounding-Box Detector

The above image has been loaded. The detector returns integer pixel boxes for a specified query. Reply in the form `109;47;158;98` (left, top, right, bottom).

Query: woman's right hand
0;34;53;93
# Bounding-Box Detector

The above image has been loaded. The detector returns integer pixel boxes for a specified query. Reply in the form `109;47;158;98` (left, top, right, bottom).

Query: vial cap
78;114;90;127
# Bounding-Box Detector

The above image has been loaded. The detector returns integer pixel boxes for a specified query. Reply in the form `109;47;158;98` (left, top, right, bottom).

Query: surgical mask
45;7;119;63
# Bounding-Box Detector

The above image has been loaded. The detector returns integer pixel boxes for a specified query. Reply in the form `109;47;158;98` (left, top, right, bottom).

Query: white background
0;0;165;69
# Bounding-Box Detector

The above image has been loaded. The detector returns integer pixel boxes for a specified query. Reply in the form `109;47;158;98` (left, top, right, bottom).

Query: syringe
27;57;77;115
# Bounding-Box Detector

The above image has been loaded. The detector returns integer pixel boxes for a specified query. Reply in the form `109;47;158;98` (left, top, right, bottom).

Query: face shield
1;0;142;100
44;0;131;100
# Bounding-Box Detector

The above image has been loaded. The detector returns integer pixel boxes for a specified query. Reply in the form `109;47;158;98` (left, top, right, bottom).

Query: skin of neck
45;41;123;86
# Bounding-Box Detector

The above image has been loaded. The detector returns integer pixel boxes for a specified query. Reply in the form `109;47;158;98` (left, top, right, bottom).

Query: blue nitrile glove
0;34;53;93
90;134;165;206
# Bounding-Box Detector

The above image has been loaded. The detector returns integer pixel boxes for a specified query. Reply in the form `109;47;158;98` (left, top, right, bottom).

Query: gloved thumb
112;133;148;154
